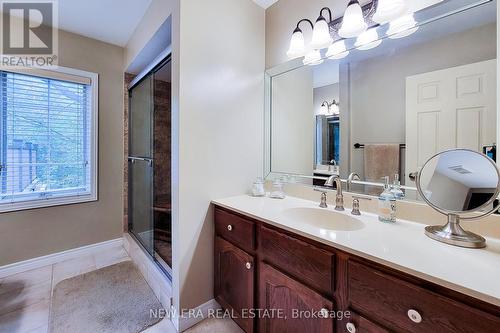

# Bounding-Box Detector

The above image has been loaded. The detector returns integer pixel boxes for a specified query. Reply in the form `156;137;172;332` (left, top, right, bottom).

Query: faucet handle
319;192;328;208
351;198;361;215
335;194;344;211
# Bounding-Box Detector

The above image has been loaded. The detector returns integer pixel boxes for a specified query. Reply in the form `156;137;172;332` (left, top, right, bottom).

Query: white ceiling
252;0;279;9
56;0;152;46
435;151;498;189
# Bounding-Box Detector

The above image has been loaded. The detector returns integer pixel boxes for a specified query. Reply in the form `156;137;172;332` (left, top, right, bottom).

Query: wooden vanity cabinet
213;206;500;333
214;236;255;332
259;263;334;333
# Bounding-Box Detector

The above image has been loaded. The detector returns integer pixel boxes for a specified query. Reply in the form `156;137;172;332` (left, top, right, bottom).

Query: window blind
0;71;92;205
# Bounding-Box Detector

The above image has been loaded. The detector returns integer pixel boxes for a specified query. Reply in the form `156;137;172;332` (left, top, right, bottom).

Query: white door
405;59;497;185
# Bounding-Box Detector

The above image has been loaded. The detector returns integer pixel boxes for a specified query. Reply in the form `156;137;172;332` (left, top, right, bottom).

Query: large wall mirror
265;0;498;201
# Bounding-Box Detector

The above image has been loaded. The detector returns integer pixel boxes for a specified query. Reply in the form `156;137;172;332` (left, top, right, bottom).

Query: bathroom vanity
213;196;500;333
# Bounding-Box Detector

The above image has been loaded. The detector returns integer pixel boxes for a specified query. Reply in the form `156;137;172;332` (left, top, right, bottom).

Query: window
0;67;98;212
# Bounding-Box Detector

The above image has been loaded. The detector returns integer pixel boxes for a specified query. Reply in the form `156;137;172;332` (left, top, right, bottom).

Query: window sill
0;193;98;213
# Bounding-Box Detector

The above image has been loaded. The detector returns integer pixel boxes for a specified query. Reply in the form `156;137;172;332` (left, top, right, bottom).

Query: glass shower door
128;75;154;255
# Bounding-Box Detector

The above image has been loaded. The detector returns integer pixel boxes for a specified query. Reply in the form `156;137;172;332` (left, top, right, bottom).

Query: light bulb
286;29;306;59
311;17;333;50
355;28;382;50
338;0;367;38
387;14;418;39
326;40;349;60
373;0;407;24
303;50;324;66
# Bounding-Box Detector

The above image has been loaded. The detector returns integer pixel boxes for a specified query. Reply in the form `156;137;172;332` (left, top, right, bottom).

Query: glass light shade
311;18;333;50
355;28;382;50
303;50;324;66
330;103;340;115
326;40;349;60
320;103;330;115
286;30;306;58
338;1;367;38
373;0;407;24
387;14;419;39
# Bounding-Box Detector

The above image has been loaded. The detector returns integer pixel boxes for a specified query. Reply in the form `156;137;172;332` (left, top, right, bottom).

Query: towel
364;144;400;195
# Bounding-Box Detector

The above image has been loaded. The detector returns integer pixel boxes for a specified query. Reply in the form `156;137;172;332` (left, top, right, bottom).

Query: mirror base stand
425;214;486;249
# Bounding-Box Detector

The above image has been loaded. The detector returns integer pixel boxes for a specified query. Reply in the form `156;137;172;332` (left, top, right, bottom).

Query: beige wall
176;0;264;313
0;30;125;266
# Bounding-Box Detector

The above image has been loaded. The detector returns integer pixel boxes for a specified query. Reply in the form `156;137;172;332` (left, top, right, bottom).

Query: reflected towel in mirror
364;144;400;195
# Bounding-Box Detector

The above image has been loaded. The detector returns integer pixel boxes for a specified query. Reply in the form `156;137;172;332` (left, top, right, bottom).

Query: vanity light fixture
326;40;349;60
338;0;368;38
320;100;340;115
286;0;421;65
387;14;418;38
286;19;314;59
320;101;330;115
355;28;382;50
303;50;324;66
311;8;334;50
372;0;408;24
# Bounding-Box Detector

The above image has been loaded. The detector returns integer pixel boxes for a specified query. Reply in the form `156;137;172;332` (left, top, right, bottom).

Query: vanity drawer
348;260;500;333
215;207;255;252
343;312;390;333
259;225;334;296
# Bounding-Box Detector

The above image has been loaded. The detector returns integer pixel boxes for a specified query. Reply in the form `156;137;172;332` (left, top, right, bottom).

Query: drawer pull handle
227;225;233;231
346;322;356;333
245;262;252;270
319;308;329;318
407;309;422;323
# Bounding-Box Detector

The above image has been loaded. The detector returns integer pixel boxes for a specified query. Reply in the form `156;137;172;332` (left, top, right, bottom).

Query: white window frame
0;66;98;213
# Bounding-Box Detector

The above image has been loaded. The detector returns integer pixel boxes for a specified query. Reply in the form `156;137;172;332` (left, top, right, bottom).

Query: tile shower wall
123;73;136;231
153;79;172;205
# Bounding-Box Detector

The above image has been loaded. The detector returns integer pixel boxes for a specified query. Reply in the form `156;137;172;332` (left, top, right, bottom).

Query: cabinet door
214;237;254;332
259;263;334;333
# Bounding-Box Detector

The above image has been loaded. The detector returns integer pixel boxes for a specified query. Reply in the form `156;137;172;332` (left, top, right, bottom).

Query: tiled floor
0;241;240;333
184;318;244;333
0;245;130;333
143;317;243;333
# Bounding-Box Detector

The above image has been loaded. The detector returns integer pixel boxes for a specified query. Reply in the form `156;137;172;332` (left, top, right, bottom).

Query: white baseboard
177;299;221;332
0;238;123;279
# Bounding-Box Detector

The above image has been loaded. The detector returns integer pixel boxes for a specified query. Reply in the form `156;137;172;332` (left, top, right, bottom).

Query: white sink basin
282;207;365;231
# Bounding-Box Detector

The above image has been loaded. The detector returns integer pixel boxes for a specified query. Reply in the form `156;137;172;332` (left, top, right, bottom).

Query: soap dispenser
390;174;405;199
378;176;396;223
269;178;286;199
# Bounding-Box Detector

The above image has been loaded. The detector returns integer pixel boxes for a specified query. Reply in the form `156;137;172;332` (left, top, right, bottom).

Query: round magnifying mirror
417;149;500;248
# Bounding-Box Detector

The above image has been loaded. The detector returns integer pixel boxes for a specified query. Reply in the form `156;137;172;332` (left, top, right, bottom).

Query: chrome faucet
324;175;344;211
347;172;360;191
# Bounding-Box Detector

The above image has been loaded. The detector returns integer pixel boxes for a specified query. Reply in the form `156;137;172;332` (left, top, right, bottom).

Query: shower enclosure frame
127;52;172;279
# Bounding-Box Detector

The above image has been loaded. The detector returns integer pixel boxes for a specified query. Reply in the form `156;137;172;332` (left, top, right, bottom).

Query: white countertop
212;195;500;307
